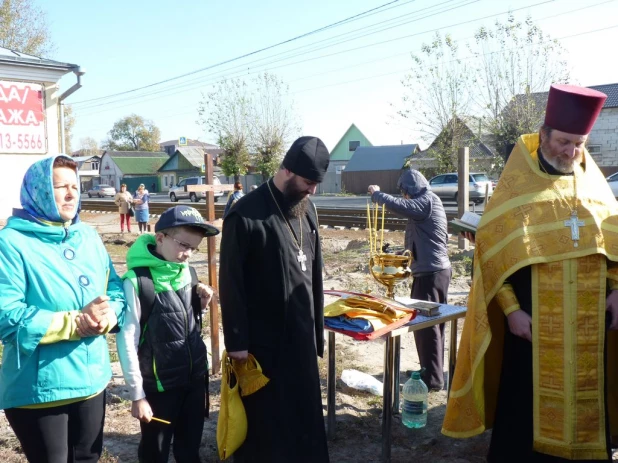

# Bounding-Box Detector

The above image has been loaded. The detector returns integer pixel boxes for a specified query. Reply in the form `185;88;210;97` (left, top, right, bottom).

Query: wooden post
185;178;234;374
457;147;469;251
204;153;220;375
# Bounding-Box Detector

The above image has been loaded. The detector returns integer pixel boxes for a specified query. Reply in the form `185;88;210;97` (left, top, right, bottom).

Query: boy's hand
132;398;153;423
196;283;214;310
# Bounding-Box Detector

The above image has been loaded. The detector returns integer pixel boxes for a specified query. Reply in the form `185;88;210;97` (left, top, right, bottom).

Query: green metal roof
113;156;168;175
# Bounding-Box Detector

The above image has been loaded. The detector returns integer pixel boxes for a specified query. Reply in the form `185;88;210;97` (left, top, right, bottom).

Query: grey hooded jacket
371;169;451;275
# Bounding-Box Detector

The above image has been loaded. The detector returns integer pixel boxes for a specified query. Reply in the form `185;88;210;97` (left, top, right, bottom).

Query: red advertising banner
0;81;47;154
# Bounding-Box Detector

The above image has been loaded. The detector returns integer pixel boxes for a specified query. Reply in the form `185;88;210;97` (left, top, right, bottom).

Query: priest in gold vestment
443;84;618;461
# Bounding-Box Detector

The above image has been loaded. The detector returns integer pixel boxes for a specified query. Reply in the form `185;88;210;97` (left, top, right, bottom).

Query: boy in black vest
117;205;219;462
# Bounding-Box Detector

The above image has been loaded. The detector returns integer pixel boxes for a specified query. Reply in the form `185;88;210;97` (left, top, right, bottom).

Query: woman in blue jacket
0;155;126;463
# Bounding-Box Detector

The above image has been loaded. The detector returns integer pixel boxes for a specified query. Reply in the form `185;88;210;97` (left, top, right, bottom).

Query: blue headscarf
18;154;81;224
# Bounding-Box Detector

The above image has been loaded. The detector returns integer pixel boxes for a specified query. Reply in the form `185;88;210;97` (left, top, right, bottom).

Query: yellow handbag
217;352;248;460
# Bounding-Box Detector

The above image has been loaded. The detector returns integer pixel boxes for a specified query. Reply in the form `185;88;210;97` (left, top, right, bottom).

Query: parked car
428;172;493;204
606;172;618;198
87;184;116;198
169;176;224;202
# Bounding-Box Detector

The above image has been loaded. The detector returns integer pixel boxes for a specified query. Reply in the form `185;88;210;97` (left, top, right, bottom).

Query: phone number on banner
0;132;47;153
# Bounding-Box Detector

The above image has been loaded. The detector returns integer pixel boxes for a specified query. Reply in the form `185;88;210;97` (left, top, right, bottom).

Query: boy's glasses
163;233;200;253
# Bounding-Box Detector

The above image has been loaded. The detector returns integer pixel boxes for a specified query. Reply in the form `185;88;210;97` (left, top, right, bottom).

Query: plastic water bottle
401;370;428;428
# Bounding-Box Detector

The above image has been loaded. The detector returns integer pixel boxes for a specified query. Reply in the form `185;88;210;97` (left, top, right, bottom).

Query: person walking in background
219;136;331;462
368;168;451;391
223;181;244;219
117;205;218;463
0;154;126;463
114;183;133;233
443;84;618;462
134;183;150;234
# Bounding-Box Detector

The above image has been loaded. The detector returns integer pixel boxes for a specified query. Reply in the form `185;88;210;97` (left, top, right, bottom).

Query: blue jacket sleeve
0;243;55;358
371;191;431;221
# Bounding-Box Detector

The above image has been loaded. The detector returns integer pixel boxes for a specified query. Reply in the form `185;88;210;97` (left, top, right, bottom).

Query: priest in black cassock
219;136;330;463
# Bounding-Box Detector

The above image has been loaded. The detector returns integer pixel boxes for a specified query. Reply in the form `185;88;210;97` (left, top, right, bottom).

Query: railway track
80;200;464;232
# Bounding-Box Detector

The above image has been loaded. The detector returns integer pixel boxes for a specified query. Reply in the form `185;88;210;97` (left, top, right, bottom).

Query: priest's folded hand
228;350;249;361
507;309;532;342
606;290;618;330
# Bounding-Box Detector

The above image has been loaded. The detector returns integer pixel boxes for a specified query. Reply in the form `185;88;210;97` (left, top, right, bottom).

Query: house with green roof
158;147;223;192
321;123;372;193
99;151;169;193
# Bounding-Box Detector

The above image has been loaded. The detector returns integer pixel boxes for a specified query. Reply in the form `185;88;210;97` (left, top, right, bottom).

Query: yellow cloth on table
441;133;618;460
324;296;409;330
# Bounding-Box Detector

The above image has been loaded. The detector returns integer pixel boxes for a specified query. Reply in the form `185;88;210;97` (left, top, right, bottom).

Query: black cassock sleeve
219;212;251;352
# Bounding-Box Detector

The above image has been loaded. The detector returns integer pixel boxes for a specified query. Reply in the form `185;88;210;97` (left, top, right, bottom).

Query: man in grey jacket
369;168;451;390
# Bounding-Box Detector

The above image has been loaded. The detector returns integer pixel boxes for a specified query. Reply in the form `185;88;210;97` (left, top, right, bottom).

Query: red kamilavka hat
544;84;607;135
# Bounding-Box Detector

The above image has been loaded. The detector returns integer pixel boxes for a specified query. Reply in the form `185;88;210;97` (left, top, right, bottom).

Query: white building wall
587;107;618;168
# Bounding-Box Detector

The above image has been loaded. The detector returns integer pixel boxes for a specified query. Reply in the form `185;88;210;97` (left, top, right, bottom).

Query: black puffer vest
138;283;207;393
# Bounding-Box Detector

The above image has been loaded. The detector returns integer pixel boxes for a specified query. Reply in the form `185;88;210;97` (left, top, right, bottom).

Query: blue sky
43;0;618;152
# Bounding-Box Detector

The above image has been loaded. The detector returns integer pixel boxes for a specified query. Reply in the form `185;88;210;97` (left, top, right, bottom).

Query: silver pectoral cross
297;249;307;271
564;210;584;247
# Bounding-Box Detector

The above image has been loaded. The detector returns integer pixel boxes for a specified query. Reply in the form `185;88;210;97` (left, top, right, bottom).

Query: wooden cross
186;155;234;374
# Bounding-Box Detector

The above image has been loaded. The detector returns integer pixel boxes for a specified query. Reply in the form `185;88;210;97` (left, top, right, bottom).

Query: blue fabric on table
324;316;374;333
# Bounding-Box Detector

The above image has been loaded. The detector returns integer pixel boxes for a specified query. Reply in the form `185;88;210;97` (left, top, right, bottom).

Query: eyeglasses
163;233;200;253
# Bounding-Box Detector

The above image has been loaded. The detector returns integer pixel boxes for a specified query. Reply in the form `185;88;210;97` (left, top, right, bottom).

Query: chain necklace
538;154;583;247
267;181;307;271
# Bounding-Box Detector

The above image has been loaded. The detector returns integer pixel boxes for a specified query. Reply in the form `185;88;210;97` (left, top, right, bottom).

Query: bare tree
398;15;570;173
468;14;570;158
197;79;252;182
398;33;473;171
0;0;55;56
250;73;301;182
78;136;100;156
63;105;75;154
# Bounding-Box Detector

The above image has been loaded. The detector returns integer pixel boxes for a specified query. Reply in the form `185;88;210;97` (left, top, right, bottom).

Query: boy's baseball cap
155;206;220;236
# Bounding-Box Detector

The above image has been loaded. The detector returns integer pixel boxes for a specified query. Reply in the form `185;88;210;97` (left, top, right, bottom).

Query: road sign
179;136;187;146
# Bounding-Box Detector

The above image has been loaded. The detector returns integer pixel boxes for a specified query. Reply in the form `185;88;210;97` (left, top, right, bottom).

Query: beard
282;178;310;218
540;135;582;174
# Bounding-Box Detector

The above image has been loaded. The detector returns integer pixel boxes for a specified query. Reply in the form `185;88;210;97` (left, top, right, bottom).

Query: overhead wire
74;0;616;133
73;0;467;112
70;0;411;105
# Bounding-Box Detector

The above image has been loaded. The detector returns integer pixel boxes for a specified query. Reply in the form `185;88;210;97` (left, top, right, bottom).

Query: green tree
0;0;54;56
250;73;300;181
102;114;161;152
197;79;252;181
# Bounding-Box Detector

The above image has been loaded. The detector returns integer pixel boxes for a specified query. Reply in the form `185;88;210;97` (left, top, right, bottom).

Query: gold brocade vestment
442;133;618;460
